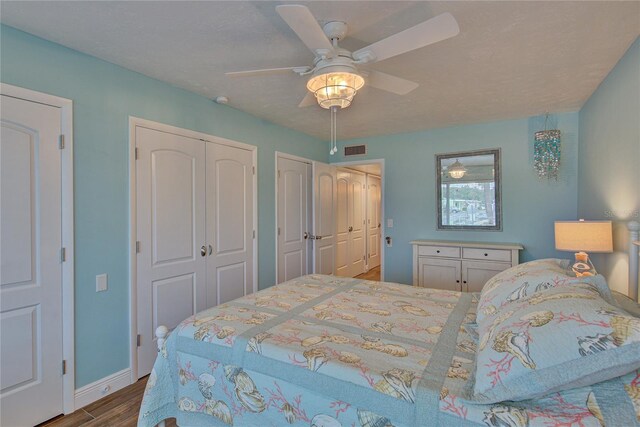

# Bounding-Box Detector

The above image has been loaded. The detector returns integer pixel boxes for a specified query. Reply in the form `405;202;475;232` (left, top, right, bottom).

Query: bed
139;222;640;427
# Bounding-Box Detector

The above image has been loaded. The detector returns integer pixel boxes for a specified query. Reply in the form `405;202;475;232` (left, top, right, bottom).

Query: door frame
128;117;257;381
329;159;385;281
274;152;313;283
0;83;75;413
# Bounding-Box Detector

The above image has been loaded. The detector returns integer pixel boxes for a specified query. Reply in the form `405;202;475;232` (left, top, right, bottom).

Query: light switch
96;274;108;292
387;218;394;228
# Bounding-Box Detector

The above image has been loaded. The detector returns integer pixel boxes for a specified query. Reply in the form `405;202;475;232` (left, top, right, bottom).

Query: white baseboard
74;368;132;410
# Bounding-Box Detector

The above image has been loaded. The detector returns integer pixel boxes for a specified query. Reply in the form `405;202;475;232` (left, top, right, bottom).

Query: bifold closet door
367;175;382;269
206;143;254;307
277;157;311;284
335;169;366;277
335;170;350;276
136;126;207;377
348;171;367;276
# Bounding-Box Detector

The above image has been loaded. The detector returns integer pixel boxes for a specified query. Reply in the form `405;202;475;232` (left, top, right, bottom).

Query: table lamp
554;220;613;277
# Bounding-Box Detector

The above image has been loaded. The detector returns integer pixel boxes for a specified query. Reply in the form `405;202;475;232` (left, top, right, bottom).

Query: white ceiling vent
344;144;367;156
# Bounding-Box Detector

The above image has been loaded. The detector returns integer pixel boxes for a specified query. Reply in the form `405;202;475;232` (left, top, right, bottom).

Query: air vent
344;144;367;156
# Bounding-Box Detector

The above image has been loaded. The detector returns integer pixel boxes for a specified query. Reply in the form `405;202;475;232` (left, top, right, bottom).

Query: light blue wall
331;113;580;285
0;25;326;388
578;37;640;295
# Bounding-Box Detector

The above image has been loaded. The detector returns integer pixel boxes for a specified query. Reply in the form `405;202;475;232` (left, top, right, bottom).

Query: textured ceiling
2;1;638;140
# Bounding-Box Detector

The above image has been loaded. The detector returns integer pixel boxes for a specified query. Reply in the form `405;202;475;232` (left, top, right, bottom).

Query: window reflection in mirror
436;149;501;231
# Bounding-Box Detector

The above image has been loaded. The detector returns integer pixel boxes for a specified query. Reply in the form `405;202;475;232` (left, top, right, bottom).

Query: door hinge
62;360;67;375
135;147;139;160
277;227;281;236
60;247;66;262
136;241;141;253
277;170;280;178
137;334;141;347
252;230;256;239
363;255;366;261
252;166;255;175
58;135;65;149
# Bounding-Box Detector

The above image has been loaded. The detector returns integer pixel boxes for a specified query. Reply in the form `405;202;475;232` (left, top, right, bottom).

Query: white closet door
136;126;206;377
206;143;254;306
335;170;350;277
312;162;337;275
367;175;382;269
348;170;367;276
1;95;63;426
277;157;310;283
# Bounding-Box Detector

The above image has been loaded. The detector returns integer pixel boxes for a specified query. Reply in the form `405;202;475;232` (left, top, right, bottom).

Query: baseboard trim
74;368;132;410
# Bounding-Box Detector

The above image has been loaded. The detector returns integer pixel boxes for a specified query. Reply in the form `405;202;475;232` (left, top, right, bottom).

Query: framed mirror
436;149;502;231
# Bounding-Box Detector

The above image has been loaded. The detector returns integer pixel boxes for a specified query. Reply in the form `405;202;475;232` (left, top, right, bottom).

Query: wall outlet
387;218;393;228
96;274;108;292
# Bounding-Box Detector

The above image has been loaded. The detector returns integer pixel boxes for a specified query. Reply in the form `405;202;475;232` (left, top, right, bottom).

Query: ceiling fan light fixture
306;71;364;109
448;159;467;179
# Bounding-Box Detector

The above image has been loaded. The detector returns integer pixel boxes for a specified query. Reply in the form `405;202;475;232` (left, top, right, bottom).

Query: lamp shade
307;71;365;109
554;220;613;253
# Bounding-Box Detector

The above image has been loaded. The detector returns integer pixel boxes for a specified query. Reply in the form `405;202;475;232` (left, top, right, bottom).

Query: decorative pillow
476;258;616;324
470;284;640;403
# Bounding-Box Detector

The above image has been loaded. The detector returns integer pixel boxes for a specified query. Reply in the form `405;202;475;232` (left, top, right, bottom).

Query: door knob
348;226;353;232
304;232;309;240
200;245;207;257
208;245;213;256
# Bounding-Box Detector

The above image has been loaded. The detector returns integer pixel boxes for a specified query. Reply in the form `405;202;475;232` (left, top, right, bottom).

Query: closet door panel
335;171;350;277
207;143;254;307
348;171;366;276
136;126;206;377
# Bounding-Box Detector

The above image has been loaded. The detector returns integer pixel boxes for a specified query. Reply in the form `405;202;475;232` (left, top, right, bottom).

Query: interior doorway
331;160;384;282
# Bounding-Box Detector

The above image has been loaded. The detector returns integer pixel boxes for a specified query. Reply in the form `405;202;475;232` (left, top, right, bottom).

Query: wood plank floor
355;265;380;281
38;376;177;427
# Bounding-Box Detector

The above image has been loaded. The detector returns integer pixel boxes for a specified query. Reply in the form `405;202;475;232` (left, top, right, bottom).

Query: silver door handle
315;235;323;240
200;245;207;257
208;245;213;255
304;232;309;240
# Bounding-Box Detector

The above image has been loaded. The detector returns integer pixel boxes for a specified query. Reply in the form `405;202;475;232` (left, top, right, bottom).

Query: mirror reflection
436;149;501;230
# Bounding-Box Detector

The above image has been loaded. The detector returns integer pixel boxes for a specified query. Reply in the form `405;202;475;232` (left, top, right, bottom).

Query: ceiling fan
226;4;460;109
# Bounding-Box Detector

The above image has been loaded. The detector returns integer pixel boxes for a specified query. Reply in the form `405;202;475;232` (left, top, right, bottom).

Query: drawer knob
456;280;460;283
463;280;467;284
436;250;440;253
484;253;488;256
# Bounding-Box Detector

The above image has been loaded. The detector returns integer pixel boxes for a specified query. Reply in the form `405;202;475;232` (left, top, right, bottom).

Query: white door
312;162;337;275
206;143;254;306
367;175;381;269
335;170;350;277
1;95;63;426
277;157;311;283
136;126;207;377
348;171;367;276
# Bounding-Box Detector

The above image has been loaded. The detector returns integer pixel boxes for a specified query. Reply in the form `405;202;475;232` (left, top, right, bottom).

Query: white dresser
411;240;524;292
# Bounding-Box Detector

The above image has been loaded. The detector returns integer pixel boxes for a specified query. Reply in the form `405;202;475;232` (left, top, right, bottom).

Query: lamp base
570;251;597;277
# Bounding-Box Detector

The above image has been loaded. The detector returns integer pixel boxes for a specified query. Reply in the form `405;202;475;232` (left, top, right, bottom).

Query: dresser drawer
418;245;460;258
463;247;511;262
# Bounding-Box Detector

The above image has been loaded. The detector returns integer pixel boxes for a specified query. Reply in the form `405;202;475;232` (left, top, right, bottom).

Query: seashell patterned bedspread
138;275;640;427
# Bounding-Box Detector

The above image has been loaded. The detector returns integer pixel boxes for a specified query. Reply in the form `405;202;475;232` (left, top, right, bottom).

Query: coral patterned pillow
476;259;615;324
470;284;640;403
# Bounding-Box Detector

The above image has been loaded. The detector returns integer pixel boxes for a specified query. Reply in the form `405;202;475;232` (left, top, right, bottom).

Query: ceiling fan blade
353;12;459;63
298;92;317;108
226;66;309;77
276;5;333;54
366;70;419;95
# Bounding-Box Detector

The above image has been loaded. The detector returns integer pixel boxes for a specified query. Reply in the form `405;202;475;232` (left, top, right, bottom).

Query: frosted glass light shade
307;72;365;109
554;220;613;253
